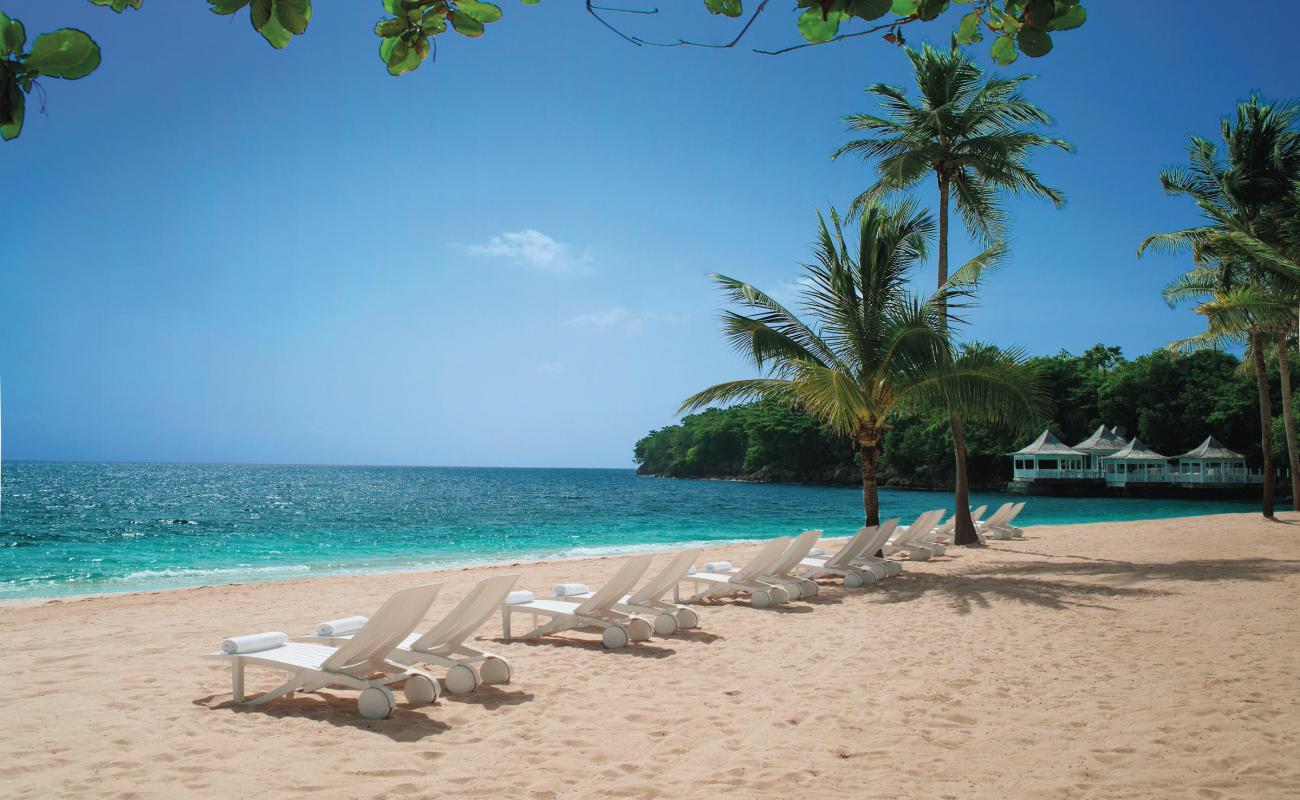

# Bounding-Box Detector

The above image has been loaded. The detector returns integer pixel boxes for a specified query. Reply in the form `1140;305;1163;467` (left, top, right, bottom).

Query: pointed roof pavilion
1073;424;1127;454
1105;437;1168;461
1175;436;1245;460
1011;430;1084;457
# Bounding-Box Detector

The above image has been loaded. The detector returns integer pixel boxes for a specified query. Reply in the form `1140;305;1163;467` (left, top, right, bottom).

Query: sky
1;1;1297;468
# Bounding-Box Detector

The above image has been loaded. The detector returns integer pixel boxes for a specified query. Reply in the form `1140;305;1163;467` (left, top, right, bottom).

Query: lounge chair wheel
675;607;699;630
863;563;888;580
751;589;772;609
627;617;654;642
403;674;439;706
844;572;864;589
769;586;790;604
358;686;397;720
602;625;630;649
798;579;818;597
886;562;903;577
445;663;481;695
480;656;512;685
653;612;678;636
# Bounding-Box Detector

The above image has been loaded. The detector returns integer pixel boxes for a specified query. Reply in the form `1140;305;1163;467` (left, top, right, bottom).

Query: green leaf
1016;26;1052;56
456;1;503;24
375;17;406;37
259;13;293;48
955;10;980;43
250;0;272;30
448;10;486;37
797;7;843;43
1023;0;1055;29
1;82;23;141
916;0;948;22
380;35;421;75
208;0;251;15
890;0;919;13
1049;2;1086;31
89;0;144;11
704;0;743;16
382;0;402;12
990;32;1018;64
422;10;448;34
274;0;312;35
26;29;102;80
520;0;541;4
848;0;892;20
0;13;25;58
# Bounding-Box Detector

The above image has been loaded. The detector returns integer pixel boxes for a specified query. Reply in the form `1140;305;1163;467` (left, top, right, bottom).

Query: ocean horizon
0;461;1256;601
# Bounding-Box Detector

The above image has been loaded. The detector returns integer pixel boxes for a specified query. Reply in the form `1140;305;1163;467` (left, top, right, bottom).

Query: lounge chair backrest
971;504;988;524
411;574;519;652
1003;502;1025;526
824;520;896;568
575;554;653;614
898;510;942;545
323;583;443;671
859;518;901;556
628;550;696;605
936;505;987;537
984;502;1014;528
734;536;792;582
769;530;822;576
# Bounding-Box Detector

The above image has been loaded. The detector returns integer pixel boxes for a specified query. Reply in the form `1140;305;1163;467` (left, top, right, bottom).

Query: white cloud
769;276;816;306
460;229;592;274
536;361;564;375
566;308;684;334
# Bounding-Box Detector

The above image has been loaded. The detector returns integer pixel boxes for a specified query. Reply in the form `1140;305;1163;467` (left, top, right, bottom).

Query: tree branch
585;1;659;48
631;0;770;50
754;16;919;56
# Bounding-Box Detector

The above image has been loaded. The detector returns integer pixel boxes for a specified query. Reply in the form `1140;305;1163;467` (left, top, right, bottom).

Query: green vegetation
0;1;1089;141
676;200;1046;526
831;42;1070;542
1140;96;1300;516
638;344;1289;490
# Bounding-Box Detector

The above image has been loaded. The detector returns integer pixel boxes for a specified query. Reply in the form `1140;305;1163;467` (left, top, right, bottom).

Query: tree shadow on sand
869;555;1298;614
487;636;677;659
193;692;451;740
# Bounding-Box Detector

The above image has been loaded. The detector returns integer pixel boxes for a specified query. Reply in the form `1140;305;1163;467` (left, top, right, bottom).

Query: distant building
1008;426;1266;495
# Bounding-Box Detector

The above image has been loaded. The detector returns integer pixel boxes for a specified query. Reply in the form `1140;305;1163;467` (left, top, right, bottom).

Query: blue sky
1;1;1296;467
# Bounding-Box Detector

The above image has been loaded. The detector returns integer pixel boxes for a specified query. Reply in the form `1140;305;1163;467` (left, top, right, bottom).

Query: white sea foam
119;564;311;581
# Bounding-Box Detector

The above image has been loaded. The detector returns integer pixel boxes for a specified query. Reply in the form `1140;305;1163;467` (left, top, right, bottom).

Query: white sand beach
1;512;1297;799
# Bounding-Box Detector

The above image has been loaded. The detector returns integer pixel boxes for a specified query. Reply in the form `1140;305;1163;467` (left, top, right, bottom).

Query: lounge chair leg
246;674;306;706
501;608;512;640
232;657;245;703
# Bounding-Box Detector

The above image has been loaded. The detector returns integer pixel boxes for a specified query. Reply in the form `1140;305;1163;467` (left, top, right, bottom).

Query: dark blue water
0;462;1255;600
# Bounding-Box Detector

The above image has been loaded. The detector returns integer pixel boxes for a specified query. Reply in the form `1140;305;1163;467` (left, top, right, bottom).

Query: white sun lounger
847;519;906;578
675;536;793;607
205;583;444;719
706;530;823;600
929;505;987;545
502;555;657;649
798;520;898;586
304;574;521;694
885;509;945;560
570;550;702;636
979;501;1026;540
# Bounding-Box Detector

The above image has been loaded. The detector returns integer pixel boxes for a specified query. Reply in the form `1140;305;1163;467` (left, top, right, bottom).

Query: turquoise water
0;462;1256;600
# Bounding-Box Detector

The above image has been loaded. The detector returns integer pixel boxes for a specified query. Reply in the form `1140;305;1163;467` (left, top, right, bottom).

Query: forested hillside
635;345;1286;489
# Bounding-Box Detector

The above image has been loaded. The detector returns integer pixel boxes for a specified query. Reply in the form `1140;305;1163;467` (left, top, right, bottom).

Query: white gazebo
1102;438;1169;484
1169;436;1257;484
1072;425;1127;474
1011;430;1087;481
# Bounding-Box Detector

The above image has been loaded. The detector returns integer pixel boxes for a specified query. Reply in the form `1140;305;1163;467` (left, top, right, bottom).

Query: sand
1;512;1297;799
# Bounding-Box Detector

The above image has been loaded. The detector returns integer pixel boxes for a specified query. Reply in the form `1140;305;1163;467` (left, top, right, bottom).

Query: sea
0;462;1256;601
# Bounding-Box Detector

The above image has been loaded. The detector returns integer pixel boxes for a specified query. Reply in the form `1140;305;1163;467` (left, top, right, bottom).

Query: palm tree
680;200;1047;528
831;44;1071;545
1140;96;1300;515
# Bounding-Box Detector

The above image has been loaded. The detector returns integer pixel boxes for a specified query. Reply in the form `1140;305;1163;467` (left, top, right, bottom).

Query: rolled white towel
505;590;535;605
315;616;368;637
702;561;735;573
552;583;592;597
809;549;828;557
221;631;288;655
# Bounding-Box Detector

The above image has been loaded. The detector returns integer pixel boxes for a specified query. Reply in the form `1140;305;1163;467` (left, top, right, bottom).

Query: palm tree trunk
1251;329;1276;518
1276;338;1300;509
935;171;981;546
858;438;882;528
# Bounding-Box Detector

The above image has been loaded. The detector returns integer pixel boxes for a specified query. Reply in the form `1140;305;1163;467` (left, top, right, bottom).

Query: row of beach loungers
207;502;1026;719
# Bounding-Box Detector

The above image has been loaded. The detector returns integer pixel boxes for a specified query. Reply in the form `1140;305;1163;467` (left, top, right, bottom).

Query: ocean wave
119;564;311;581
